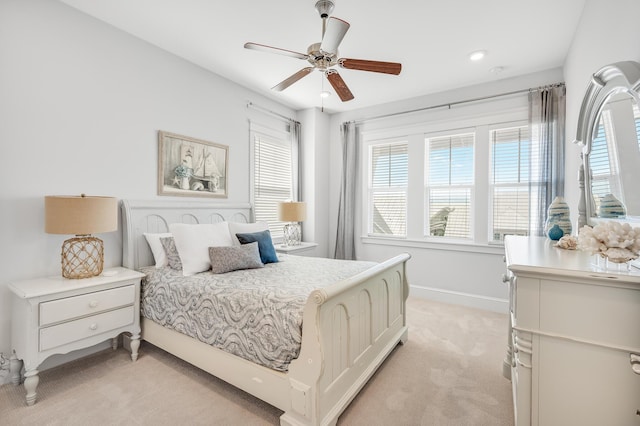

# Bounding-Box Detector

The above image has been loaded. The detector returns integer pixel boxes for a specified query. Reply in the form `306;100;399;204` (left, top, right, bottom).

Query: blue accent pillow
235;230;279;264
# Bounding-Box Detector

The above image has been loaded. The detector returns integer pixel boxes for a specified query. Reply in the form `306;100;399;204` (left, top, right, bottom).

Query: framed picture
158;131;228;198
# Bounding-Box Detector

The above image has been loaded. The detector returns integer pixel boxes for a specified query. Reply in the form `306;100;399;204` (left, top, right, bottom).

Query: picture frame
158;131;228;198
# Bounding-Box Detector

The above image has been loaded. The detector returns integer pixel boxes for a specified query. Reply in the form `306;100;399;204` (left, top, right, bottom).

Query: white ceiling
59;0;586;114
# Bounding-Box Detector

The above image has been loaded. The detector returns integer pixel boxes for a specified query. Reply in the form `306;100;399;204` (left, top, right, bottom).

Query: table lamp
278;201;306;246
45;195;118;279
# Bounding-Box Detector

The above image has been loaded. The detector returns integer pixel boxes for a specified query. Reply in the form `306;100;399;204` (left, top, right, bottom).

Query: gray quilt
140;255;376;371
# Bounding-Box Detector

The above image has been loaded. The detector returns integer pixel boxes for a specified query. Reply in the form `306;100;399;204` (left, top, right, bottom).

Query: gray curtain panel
334;121;359;260
290;120;302;202
529;84;566;236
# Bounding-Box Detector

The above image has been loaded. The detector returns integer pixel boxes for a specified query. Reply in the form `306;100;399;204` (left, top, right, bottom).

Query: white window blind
490;125;532;242
368;142;408;236
590;109;621;212
252;130;294;240
425;133;474;239
634;102;640;151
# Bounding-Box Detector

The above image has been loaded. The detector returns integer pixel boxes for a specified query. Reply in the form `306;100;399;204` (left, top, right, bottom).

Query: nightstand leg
24;369;39;406
111;337;118;350
130;335;140;361
9;353;22;385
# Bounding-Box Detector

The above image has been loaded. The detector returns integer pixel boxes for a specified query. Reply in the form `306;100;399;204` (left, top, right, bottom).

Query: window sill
361;236;505;255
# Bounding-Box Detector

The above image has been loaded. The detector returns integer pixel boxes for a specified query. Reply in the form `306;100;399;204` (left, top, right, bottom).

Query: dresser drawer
40;285;135;326
40;306;134;351
538;278;640;349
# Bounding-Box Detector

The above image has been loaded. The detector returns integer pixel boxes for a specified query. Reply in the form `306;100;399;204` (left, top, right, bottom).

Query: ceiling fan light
320;91;331;98
469;50;486;61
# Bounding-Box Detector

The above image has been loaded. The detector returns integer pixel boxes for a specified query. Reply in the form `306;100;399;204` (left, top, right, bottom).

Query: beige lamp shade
45;195;118;235
45;195;117;279
278;201;307;222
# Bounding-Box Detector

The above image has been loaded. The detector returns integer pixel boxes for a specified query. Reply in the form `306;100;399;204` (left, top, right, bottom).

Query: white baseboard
0;352;10;386
410;285;508;314
0;369;10;386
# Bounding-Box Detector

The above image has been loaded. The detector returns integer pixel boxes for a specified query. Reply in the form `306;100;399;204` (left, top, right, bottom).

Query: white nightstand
275;242;318;256
8;267;144;406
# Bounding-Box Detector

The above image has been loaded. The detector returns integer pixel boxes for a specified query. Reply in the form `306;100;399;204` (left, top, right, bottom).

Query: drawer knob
631;353;640;375
89;301;98;308
89;323;98;331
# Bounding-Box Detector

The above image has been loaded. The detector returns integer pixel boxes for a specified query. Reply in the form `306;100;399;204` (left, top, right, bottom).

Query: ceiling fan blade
325;70;354;102
272;67;314;91
244;42;308;60
339;58;402;75
320;17;350;54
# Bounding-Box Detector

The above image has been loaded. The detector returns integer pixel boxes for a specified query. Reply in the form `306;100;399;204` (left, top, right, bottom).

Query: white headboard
121;199;252;270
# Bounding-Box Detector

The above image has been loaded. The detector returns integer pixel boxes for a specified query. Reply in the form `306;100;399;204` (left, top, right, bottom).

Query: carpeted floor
1;298;513;425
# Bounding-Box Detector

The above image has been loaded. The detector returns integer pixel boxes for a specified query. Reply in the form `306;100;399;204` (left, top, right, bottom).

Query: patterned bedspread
140;255;376;372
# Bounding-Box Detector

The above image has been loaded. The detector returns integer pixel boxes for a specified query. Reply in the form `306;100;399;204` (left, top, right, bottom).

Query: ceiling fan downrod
315;0;335;36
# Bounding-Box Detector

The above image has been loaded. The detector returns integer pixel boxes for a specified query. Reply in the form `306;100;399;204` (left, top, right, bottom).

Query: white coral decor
577;222;640;263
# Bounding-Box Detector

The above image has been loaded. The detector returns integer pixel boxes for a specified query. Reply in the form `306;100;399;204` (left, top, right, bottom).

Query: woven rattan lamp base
61;236;104;279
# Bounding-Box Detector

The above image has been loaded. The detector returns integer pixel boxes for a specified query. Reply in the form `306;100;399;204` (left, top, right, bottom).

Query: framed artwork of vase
158;131;228;198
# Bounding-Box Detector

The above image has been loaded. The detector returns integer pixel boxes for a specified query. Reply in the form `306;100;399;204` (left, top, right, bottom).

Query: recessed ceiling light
469;50;486;61
320;91;331;98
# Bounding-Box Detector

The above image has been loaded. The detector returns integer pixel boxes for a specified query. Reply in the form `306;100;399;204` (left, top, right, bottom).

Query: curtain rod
246;101;299;124
353;82;565;125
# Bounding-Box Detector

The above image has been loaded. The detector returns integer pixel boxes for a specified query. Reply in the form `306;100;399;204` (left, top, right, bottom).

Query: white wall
325;0;640;313
562;0;640;226
299;108;331;258
0;0;299;363
3;0;638;381
327;69;564;312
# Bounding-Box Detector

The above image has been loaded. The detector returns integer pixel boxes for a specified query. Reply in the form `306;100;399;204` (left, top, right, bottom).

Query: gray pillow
209;242;264;274
160;236;182;270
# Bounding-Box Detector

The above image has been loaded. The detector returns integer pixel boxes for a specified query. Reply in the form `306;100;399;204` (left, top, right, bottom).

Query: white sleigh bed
121;199;410;426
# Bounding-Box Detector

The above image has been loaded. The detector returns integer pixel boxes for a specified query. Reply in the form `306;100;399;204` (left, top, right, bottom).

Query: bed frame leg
399;328;409;345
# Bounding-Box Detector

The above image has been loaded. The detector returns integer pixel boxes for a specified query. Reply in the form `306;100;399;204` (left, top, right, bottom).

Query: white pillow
228;221;269;246
169;222;234;276
143;232;173;268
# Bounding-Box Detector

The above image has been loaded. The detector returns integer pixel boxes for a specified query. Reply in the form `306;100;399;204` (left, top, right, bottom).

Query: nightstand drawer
40;285;135;326
40;306;135;351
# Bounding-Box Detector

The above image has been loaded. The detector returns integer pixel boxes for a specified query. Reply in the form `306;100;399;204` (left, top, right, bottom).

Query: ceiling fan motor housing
307;42;337;70
315;0;334;18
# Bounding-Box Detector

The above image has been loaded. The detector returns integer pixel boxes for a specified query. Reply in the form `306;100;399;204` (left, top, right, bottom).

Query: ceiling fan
244;0;402;102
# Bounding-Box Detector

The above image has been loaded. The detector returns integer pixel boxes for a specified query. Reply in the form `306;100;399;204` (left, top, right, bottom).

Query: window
251;124;297;240
361;95;542;247
590;109;621;212
633;102;640;151
425;133;474;239
368;141;408;236
490;125;532;242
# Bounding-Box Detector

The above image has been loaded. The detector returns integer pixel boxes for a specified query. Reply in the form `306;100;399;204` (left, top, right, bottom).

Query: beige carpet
1;298;513;425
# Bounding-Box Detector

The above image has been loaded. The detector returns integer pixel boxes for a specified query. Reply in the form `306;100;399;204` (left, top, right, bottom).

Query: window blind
490;125;532;242
634;102;640;150
425;133;474;239
590;110;621;212
369;142;408;236
253;132;293;240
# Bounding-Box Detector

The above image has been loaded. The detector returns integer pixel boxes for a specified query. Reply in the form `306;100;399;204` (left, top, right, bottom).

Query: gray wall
563;0;640;226
0;0;298;364
2;0;638;381
326;0;640;312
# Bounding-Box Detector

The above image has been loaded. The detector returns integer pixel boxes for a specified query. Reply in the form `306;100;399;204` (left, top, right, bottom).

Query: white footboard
282;253;411;426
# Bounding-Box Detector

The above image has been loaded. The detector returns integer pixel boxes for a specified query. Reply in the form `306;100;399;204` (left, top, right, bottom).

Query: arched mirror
575;61;640;227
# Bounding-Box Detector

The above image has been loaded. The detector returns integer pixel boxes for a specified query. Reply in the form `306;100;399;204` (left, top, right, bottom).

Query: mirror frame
575;61;640;228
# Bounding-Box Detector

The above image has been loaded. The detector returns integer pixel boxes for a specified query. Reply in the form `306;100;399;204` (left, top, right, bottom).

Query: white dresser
503;236;640;425
9;267;144;405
